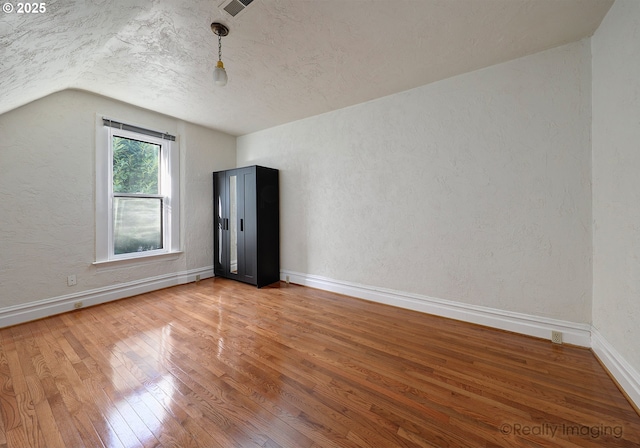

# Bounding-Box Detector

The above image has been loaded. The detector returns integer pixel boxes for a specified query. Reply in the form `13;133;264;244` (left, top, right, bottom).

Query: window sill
93;251;183;272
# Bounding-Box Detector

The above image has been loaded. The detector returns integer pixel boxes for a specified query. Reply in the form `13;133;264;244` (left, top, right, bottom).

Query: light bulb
213;60;228;86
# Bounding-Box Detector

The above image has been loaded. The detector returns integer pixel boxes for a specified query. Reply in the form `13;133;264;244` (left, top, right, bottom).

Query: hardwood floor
1;278;639;448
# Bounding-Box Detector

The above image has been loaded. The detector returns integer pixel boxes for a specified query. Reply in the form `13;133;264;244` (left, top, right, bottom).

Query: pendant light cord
218;34;223;62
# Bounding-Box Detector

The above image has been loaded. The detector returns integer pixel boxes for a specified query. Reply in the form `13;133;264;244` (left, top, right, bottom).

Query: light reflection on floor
106;324;180;447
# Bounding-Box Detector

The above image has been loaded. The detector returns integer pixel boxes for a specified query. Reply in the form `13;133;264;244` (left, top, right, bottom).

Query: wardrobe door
213;171;228;277
238;167;257;284
227;169;241;279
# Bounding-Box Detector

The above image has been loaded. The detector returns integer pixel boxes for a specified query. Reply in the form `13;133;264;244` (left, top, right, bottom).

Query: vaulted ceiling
0;0;613;136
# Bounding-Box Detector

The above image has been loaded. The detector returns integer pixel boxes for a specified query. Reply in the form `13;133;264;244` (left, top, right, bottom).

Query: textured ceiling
0;0;613;136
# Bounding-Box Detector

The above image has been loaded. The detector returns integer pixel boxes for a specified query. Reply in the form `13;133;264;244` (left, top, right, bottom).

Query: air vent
219;0;254;18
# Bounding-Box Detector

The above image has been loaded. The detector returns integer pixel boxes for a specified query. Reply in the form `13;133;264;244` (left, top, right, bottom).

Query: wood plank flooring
1;277;639;447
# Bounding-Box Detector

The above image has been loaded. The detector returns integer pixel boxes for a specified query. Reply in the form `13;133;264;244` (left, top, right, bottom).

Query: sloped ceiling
0;0;613;136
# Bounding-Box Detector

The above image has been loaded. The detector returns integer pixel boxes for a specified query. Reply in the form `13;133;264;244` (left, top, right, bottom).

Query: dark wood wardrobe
213;165;279;287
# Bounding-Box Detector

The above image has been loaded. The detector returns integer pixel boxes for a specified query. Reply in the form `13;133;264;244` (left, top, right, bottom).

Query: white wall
238;40;593;323
0;89;236;312
592;0;640;374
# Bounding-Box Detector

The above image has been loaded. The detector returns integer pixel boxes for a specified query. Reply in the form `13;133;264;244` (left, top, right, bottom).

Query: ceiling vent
219;0;254;18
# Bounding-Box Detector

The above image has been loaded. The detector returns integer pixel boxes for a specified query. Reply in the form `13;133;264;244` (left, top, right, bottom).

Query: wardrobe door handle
240;219;244;232
225;218;229;230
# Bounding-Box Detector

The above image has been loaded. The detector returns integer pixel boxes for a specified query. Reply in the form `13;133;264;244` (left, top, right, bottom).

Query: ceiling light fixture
211;22;229;86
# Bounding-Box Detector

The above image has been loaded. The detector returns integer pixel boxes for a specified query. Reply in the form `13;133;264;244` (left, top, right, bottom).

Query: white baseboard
281;270;591;346
0;266;213;328
591;327;640;411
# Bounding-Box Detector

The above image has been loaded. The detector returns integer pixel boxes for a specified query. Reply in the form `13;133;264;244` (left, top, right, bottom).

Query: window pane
112;136;160;194
113;197;162;255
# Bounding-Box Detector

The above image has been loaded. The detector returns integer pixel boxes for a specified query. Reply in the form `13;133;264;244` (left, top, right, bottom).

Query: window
95;118;180;264
112;135;163;255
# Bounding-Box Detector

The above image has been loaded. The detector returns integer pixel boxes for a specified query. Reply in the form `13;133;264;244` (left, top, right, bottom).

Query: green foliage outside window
112;136;159;194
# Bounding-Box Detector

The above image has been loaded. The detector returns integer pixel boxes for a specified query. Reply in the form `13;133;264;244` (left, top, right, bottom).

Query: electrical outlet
74;301;83;309
195;274;201;282
551;331;563;344
67;275;77;286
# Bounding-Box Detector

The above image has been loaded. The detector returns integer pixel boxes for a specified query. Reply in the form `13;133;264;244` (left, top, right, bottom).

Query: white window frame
95;118;180;266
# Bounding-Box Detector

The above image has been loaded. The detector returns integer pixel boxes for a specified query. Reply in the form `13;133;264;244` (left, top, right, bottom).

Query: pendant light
211;22;229;86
